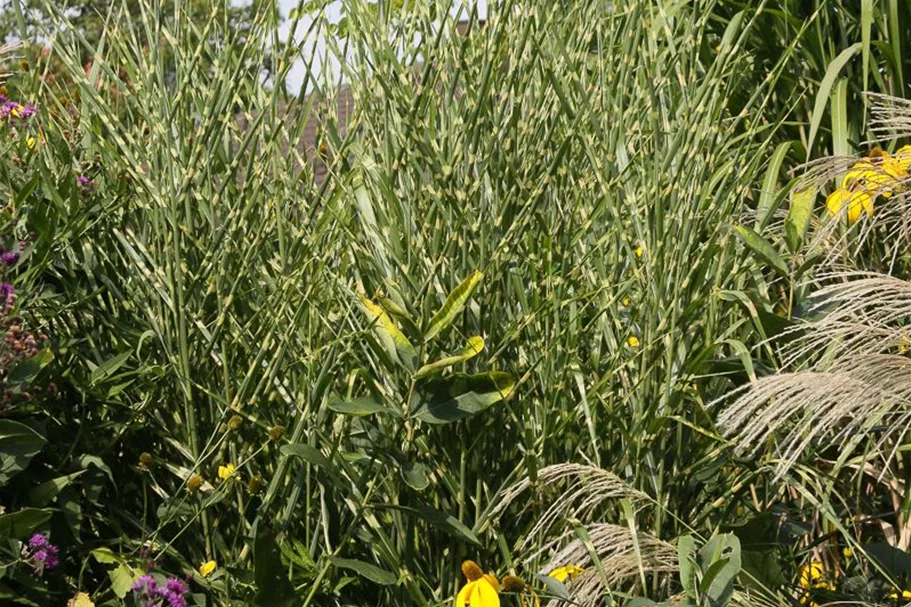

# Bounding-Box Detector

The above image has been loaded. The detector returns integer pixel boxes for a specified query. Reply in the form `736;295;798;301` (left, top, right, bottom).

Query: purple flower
131;574;188;607
0;282;14;302
1;252;19;266
76;175;95;194
27;533;49;550
24;533;58;575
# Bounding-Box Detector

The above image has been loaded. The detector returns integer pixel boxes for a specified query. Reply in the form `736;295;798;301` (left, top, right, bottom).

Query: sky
276;0;488;93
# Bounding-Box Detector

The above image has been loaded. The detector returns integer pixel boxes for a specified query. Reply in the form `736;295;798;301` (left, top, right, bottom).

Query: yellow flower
549;564;584;583
199;560;216;577
842;547;853;559
217;463;235;480
843;160;898;198
457;561;500;607
621;296;631;308
634;244;644;258
26;136;36;149
885;145;911;180
798;561;824;589
186;474;203;492
67;592;95;607
826;187;873;224
627;335;640;348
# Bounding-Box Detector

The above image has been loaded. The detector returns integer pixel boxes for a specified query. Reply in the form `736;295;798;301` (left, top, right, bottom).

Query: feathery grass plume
0;43;19;82
718;271;911;475
536;524;675;607
490;464;649;549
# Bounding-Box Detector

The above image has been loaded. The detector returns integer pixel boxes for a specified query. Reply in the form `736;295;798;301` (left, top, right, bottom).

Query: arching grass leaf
423;270;483;342
413;335;485;380
359;296;418;372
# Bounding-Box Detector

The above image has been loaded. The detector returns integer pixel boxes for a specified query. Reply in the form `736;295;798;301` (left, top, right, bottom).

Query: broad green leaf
413;504;480;545
329;557;397;586
90;547;122;565
0;420;46;485
534;574;571;600
756;141;791;230
806;43;861;158
359;296;418;371
28;471;85;507
697;534;741;607
253;525;295;606
677;534;697;597
413;335;485;380
785;186;816;253
327;396;388;417
413;372;515;424
280;444;331;468
401;462;430;491
109;564;140;599
424;270;483;342
6;348;54;389
734;225;788;277
0;508;52;541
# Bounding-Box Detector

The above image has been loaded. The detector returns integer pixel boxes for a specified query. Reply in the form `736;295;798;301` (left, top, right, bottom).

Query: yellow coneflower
549;564;585;583
186;474;203;492
456;560;500;607
199;560;216;577
826;187;873;224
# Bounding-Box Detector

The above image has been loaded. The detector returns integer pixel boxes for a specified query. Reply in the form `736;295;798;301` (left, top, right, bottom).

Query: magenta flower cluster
132;573;189;607
24;533;59;576
0;95;37;120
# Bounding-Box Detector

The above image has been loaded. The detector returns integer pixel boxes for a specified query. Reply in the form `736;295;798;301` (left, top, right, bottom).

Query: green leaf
329;557;397;586
423;270;483;342
89;350;132;385
90;547;122;565
28;471;85;507
413;336;485;380
413;372;515;424
327;396;388;417
831;79;849;159
756;141;792;230
734;225;789;277
806;43;862;158
784;184;816;253
280;444;331;468
79;454;114;483
862;0;873;94
401;462;430;491
109;564;140;599
534;574;571;600
413;504;480;545
253;525;295;606
697;534;741;607
0;420;46;485
359;296;418;371
0;508;52;541
6;348;54;390
677;534;697;597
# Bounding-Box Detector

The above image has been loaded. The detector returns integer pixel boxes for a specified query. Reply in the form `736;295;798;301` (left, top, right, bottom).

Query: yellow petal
472;579;500;607
199;560;217;576
456;581;475;606
826;189;872;224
